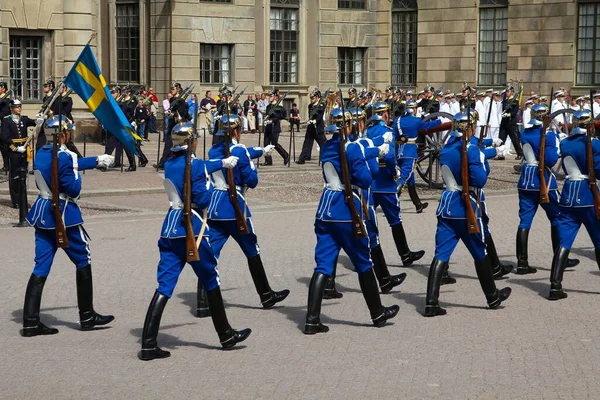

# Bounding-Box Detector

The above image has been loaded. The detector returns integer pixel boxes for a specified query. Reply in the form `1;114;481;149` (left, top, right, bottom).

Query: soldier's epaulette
3;115;10;119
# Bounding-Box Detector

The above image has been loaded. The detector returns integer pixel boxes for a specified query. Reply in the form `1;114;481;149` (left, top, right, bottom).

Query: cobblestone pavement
1;136;599;399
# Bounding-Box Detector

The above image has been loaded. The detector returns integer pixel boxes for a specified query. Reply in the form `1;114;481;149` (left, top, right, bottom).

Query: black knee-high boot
391;223;425;267
424;258;448;317
196;280;210;318
207;286;251;348
21;274;59;337
357;268;399;327
551;226;579;268
76;265;114;330
474;256;511;309
596;248;600;271
549;247;570;300
304;272;330;334
324;255;343;299
516;228;537;275
139;290;170;361
247;254;290;308
371;244;406;293
441;262;456;285
486;234;512;279
407;184;428;213
275;143;290;165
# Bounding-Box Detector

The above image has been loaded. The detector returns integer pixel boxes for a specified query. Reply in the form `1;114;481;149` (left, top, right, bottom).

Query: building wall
0;0;592;120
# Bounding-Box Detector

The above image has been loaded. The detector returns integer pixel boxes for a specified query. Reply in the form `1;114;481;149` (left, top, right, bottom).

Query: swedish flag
64;44;139;155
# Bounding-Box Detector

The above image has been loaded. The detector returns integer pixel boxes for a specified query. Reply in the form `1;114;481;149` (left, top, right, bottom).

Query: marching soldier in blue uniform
262;89;289;166
304;109;400;335
395;100;441;213
22;116;115;336
367;102;425;267
548;109;600;301
516;104;579;275
0;99;39;208
139;121;250;360
424;112;511;317
297;88;326;164
197;114;289;313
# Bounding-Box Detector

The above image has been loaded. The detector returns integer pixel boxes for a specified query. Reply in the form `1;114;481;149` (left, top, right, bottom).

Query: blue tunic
559;134;600;208
27;144;98;229
395;114;441;159
518;124;559;192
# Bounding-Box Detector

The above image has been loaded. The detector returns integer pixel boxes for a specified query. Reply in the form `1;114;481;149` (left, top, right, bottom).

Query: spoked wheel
415;112;453;189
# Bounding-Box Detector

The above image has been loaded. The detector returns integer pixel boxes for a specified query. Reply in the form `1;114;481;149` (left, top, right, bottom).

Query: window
270;2;298;84
338;0;365;9
199;0;231;2
116;0;140;83
391;1;418;86
478;5;508;86
9;36;43;101
338;48;365;85
200;45;231;84
576;1;600;85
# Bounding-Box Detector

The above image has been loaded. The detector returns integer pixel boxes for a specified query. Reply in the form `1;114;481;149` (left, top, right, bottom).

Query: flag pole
86;33;97;46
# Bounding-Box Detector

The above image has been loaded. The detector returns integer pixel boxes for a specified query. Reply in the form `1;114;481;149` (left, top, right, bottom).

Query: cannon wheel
549;108;575;135
415;112;454;189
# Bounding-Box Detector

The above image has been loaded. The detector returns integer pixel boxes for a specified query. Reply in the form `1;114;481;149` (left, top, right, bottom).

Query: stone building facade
0;0;598;118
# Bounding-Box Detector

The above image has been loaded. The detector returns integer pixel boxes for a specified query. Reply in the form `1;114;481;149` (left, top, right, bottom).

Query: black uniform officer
115;87;148;171
499;86;524;159
297;88;326;164
154;82;190;170
262;88;289;166
0;99;38;207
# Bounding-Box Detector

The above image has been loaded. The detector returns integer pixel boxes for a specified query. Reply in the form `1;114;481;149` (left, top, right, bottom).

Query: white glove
308;120;316;125
96;154;114;168
492;138;503;147
16;146;26;153
263;145;275;155
222;156;239;169
559;133;568;141
502;112;511;118
378;143;390;158
382;132;393;144
495;145;506;156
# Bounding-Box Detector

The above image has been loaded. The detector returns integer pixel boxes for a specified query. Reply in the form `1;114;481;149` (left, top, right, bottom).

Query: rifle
308;89;331;122
225;98;250;234
228;86;247;109
539;87;553;204
169;83;195;114
338;89;367;239
183;133;200;261
265;90;290;123
588;89;600;219
462;92;480;234
52;99;69;247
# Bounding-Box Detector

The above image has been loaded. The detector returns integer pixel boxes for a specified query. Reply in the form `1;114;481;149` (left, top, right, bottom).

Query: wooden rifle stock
338;89;367;239
463;99;480;234
225;102;250;234
419;121;453;136
183;140;200;262
51;133;69;248
538;116;550;204
588;89;600;219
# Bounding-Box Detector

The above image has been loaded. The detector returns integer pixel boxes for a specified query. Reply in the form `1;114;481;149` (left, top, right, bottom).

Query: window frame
9;35;43;102
115;0;140;83
338;0;366;10
200;44;233;85
391;5;418;86
338;47;366;86
477;5;508;87
575;1;600;86
269;4;299;84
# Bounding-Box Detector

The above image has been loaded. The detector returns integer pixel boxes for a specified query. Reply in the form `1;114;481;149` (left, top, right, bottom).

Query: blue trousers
434;217;487;262
397;158;416;186
33;225;91;277
314;219;372;276
557;207;600;250
518;189;559;229
156;236;220;298
365;206;380;249
208;219;260;260
372;192;402;226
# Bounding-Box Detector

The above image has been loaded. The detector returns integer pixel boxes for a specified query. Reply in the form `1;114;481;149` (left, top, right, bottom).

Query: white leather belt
525;162;539;166
396;138;418;144
566;174;589;181
445;186;483;192
39;191;74;202
325;183;360;192
214;184;242;191
171;203;199;210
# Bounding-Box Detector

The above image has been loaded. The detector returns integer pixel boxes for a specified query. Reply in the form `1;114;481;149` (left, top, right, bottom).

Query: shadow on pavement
129;323;226;351
176;288;237;316
11;307;82;331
